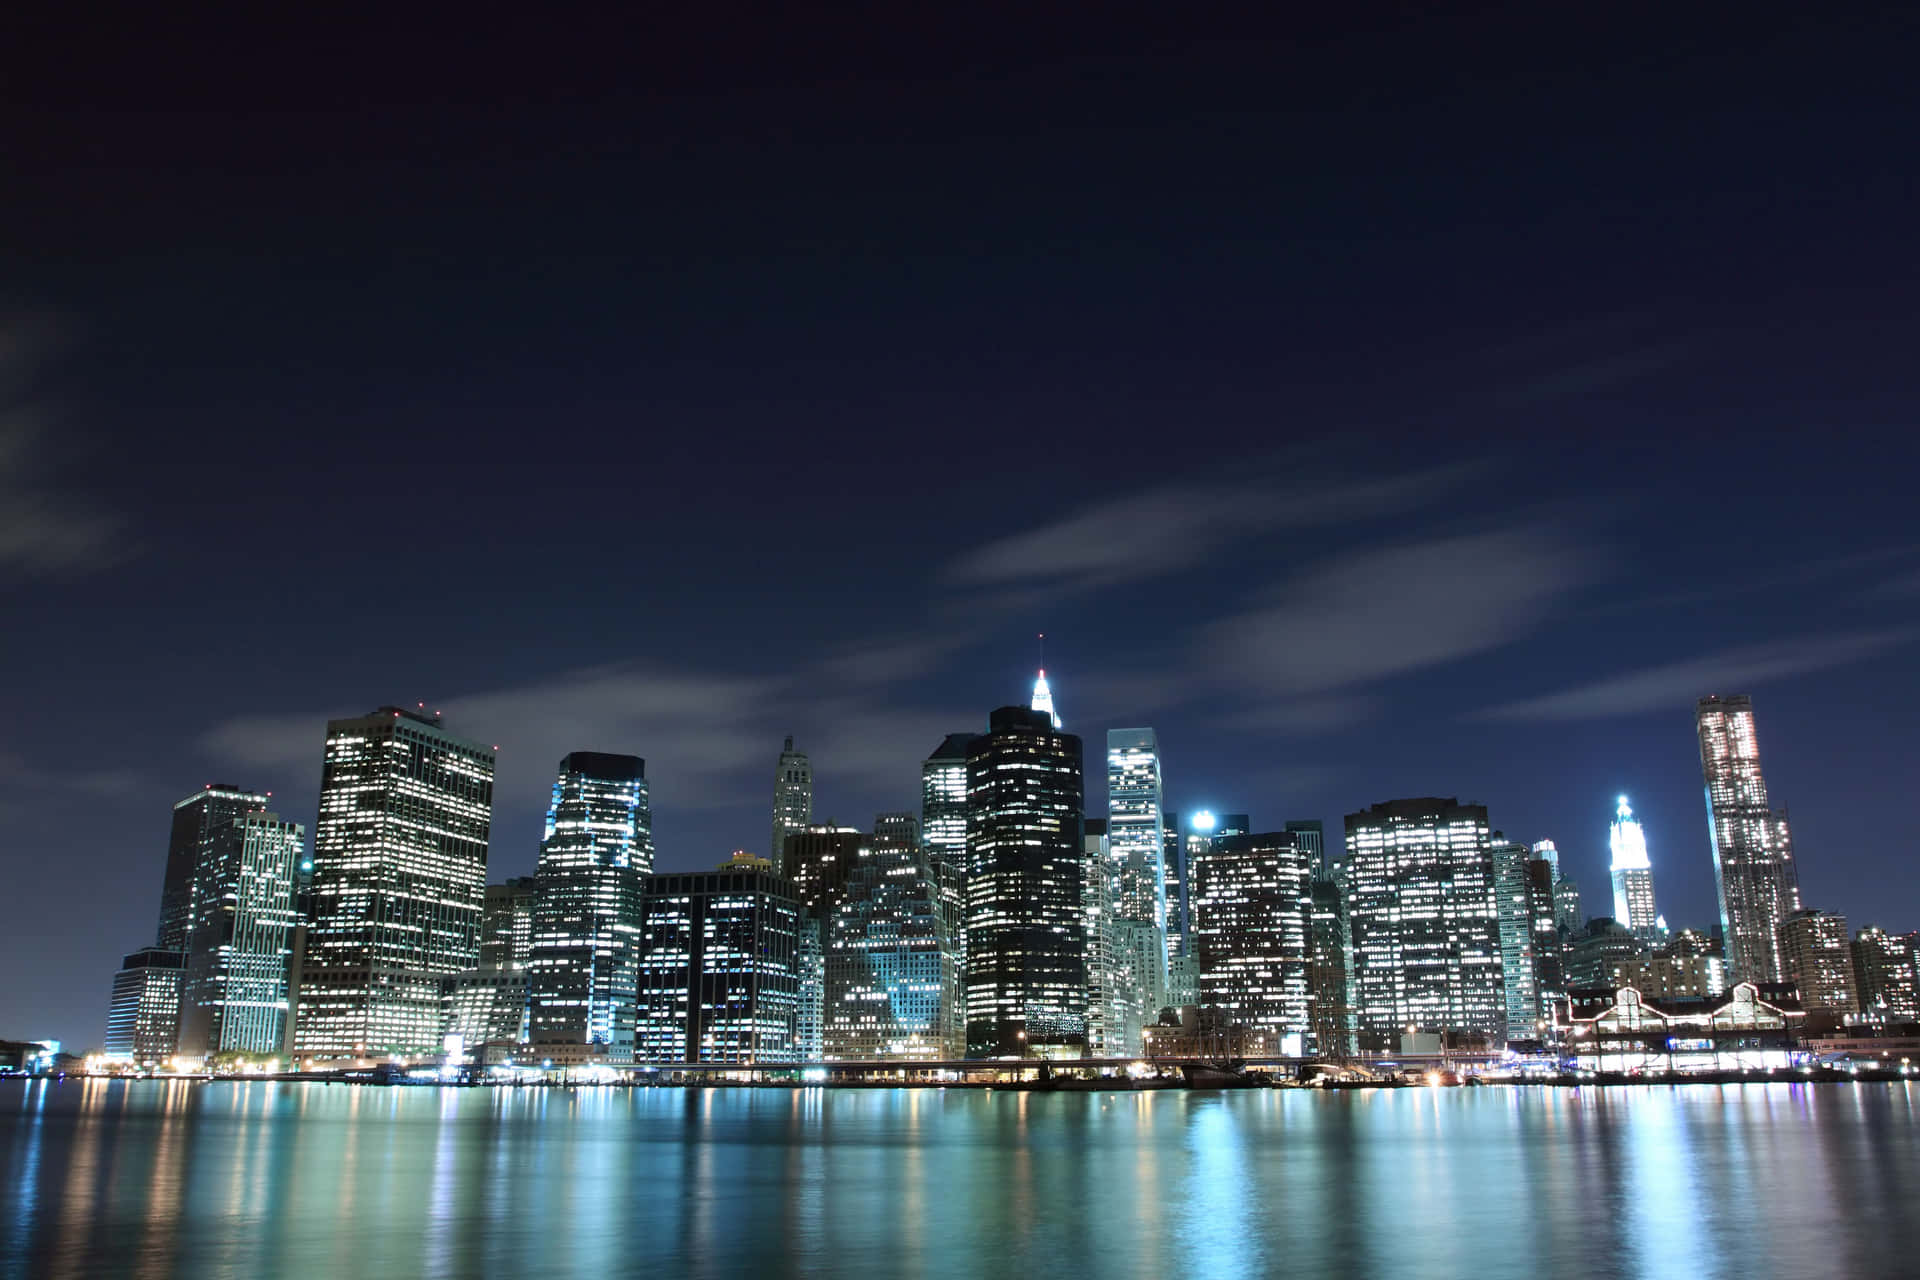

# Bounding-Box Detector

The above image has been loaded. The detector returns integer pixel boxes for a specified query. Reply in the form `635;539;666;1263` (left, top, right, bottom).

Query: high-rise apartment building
526;752;653;1060
293;707;495;1061
1191;831;1313;1052
965;705;1085;1057
1852;927;1919;1026
1779;908;1857;1025
178;812;306;1058
770;736;813;863
1106;729;1169;1015
156;785;271;953
1344;798;1506;1049
635;867;801;1063
1608;797;1663;945
822;813;962;1059
1696;695;1802;984
1490;838;1541;1044
104;948;186;1066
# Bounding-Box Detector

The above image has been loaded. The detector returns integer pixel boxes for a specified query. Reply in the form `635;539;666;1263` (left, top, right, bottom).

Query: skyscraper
770;736;813;863
1608;796;1662;945
526;752;653;1061
104;948;186;1066
1490;837;1541;1045
1852;926;1919;1026
1030;667;1060;729
1779;908;1856;1026
921;733;975;1021
1344;798;1506;1050
1162;810;1186;954
156;785;270;952
1106;728;1169;1017
1696;694;1802;984
965;705;1084;1057
822;813;963;1059
293;707;495;1061
1307;871;1355;1057
635;865;801;1063
1191;831;1313;1052
480;877;538;970
178;811;306;1059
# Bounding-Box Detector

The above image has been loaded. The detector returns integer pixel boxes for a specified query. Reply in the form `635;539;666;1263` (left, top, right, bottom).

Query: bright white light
1192;810;1217;832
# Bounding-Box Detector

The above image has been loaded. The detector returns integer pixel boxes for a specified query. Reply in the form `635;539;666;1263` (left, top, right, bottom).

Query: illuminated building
481;877;537;970
1106;728;1169;1017
1564;983;1800;1073
1490;837;1542;1043
1192;831;1313;1052
293;707;495;1061
965;705;1085;1057
1617;952;1725;1002
1566;918;1640;989
1696;694;1802;984
770;736;814;864
104;948;186;1066
921;734;975;1021
443;969;530;1051
1307;870;1355;1056
1030;667;1060;728
156;784;270;953
1524;855;1566;1029
1852;927;1919;1026
1779;908;1857;1027
526;752;652;1061
1608;796;1663;945
635;867;801;1063
1162;811;1186;956
782;825;866;916
177;811;305;1058
1344;798;1505;1050
822;813;963;1059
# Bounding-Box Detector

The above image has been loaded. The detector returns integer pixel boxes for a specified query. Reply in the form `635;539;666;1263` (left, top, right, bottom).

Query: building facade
635;868;801;1063
1779;908;1857;1026
1191;831;1313;1053
965;705;1085;1057
526;752;653;1060
1307;870;1355;1057
1696;694;1802;984
178;812;306;1059
481;877;537;970
156;785;271;953
1106;728;1169;1018
1852;926;1919;1026
104;948;186;1065
770;736;813;863
1344;798;1506;1049
293;707;495;1060
1491;838;1543;1044
1608;796;1662;945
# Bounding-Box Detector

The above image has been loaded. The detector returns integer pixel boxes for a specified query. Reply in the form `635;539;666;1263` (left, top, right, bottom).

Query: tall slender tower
526;752;652;1060
1696;694;1801;984
1105;729;1168;1028
177;811;306;1059
965;705;1084;1057
770;736;813;863
1030;671;1060;729
1608;796;1662;944
156;785;270;952
293;707;495;1060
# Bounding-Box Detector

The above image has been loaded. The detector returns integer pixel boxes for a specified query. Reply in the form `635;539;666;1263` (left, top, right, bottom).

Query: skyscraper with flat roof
1696;695;1802;984
965;706;1084;1057
293;707;495;1060
178;811;305;1058
104;948;186;1066
1192;831;1313;1051
1779;908;1856;1025
526;752;652;1061
156;785;270;953
1106;728;1169;1024
636;866;801;1063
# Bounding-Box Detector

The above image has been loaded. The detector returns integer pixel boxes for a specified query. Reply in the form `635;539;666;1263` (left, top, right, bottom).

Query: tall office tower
1344;798;1506;1050
156;784;271;952
822;813;962;1059
1193;831;1313;1052
635;866;801;1063
770;735;813;863
921;734;975;1023
1030;668;1060;728
965;705;1085;1057
782;824;864;1062
1162;812;1186;953
1106;729;1169;1007
1853;926;1920;1026
104;948;186;1065
1286;820;1326;870
1565;918;1641;989
1490;838;1541;1045
1696;694;1803;984
1307;872;1355;1057
1779;908;1857;1025
294;707;495;1061
526;753;653;1060
177;812;306;1058
1523;855;1566;1029
1608;797;1663;945
1081;820;1120;1054
480;877;538;970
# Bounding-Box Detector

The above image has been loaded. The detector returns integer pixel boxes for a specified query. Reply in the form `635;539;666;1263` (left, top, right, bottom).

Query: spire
1031;670;1060;729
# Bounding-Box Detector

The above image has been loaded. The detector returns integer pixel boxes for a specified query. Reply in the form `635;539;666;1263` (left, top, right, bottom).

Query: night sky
6;8;1918;1051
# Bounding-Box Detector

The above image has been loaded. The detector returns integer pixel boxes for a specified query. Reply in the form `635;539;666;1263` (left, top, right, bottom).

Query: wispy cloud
1476;630;1914;721
1206;528;1600;697
942;463;1485;593
0;751;147;798
0;315;129;579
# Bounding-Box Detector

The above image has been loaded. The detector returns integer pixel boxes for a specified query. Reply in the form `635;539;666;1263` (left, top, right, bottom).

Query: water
5;1079;1919;1279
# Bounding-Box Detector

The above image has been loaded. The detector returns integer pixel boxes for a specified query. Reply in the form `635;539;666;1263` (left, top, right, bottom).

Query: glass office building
636;868;802;1063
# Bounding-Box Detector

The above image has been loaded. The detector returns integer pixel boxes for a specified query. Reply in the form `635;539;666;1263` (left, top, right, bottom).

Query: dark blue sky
5;7;1918;1049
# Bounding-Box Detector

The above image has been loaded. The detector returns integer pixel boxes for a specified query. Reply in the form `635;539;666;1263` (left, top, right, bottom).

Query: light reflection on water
3;1080;1917;1280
